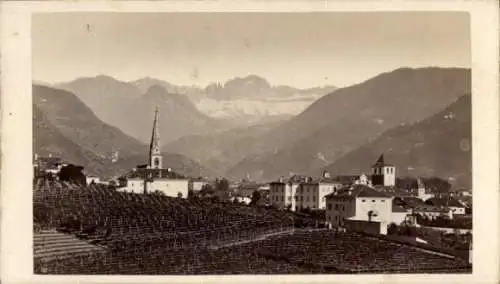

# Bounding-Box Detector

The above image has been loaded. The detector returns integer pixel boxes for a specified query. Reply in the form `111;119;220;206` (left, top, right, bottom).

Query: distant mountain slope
33;105;105;175
226;67;471;180
33;85;217;179
58;77;234;144
162;120;285;174
323;94;471;188
33;85;145;161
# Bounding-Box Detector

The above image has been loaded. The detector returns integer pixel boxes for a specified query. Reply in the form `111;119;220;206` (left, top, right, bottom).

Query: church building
118;107;189;198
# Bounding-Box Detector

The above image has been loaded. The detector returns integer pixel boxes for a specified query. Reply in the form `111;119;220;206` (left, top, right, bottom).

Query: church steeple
149;105;162;169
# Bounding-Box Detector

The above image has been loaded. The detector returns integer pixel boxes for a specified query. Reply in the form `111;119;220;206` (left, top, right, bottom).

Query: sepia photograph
29;10;478;275
0;1;498;281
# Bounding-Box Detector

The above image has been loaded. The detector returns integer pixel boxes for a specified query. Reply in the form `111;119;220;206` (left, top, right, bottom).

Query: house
236;181;260;198
412;205;453;220
86;176;100;185
189;178;209;192
325;184;394;235
425;197;466;215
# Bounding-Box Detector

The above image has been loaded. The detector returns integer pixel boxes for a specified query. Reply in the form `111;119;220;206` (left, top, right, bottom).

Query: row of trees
395;177;452;193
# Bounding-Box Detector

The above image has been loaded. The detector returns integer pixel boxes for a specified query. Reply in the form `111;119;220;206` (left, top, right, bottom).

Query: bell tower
149;106;162;169
371;154;395;187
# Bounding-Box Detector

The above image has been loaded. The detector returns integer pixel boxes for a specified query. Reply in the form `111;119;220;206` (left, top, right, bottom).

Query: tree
215;178;230;192
200;184;214;197
387;223;398;235
250;190;261;206
58;164;86;185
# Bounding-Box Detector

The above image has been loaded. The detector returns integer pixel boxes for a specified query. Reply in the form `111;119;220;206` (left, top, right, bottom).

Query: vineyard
33;180;472;274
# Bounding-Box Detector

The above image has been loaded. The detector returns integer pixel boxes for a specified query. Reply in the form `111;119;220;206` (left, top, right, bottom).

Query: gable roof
326;184;391;199
392;204;409;213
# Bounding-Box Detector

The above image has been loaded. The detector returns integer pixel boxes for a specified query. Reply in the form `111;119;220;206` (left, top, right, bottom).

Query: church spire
149;105;162;169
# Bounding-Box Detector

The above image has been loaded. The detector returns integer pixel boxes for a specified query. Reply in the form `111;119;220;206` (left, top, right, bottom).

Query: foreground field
33;180;471;274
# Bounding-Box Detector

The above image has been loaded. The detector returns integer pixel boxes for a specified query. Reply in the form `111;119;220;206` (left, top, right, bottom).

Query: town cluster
33;108;472;247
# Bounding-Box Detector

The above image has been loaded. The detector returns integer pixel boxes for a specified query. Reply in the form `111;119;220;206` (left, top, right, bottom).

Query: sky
33;12;471;89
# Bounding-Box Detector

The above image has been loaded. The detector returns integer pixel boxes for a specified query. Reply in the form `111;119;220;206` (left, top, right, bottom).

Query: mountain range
35;67;472;188
56;76;233;144
224;67;471;183
57;75;336;142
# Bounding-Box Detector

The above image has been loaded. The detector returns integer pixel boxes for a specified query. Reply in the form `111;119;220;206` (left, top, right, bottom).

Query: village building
117;107;189;198
189;177;209;192
412;205;453;220
269;172;343;211
325;184;394;235
86;176;100;185
425;196;466;216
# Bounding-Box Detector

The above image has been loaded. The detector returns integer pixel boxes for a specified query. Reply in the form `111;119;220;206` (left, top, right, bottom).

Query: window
327;204;332;210
306;196;309;202
335;204;339;210
381;200;385;203
362;199;366;202
372;200;376;202
281;196;284;202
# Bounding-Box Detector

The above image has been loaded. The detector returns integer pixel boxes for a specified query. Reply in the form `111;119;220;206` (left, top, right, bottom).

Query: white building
86;176;100;185
325;184;394;235
269;172;342;211
118;106;189;198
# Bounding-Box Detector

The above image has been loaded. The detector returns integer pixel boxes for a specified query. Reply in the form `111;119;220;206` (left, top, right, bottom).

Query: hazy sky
33;12;470;88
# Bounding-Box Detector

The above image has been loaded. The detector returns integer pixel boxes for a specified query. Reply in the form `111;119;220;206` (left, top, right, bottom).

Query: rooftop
425;197;464;208
125;168;187;180
326;184;391;199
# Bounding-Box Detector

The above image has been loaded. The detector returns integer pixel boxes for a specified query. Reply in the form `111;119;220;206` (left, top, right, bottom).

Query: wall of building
325;198;356;227
318;182;342;209
383;166;396;187
86;176;100;185
354;197;393;223
391;211;409;225
298;183;317;209
270;183;286;209
450;206;466;215
147;179;189;198
191;181;207;192
344;219;385;235
120;179;145;194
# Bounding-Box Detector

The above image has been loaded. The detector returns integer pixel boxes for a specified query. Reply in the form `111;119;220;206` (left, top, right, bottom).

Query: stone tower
149;106;162;169
371;154;396;187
